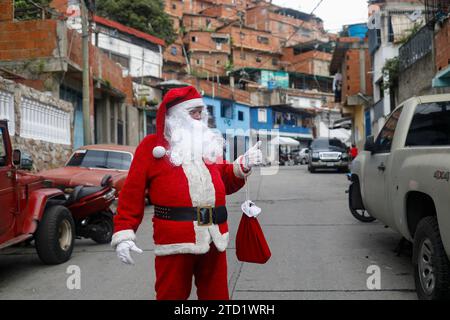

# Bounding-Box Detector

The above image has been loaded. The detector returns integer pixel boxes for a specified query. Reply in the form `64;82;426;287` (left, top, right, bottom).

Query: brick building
245;3;329;47
184;31;231;76
330;36;373;148
281;41;333;77
0;0;138;148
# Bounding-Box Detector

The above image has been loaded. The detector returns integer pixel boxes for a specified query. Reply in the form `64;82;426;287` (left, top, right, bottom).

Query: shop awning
271;136;301;146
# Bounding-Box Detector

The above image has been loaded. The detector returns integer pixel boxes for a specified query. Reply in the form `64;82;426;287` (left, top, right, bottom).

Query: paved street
0;166;416;300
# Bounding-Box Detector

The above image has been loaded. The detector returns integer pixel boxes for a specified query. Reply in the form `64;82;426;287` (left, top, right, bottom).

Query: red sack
235;214;271;264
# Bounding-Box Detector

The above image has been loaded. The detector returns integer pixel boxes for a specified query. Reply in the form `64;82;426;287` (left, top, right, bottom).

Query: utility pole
81;0;92;145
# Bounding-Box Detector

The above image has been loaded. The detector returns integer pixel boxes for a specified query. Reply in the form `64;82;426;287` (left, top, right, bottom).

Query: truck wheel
348;183;375;223
35;205;75;265
308;165;315;173
413;216;450;300
90;213;114;244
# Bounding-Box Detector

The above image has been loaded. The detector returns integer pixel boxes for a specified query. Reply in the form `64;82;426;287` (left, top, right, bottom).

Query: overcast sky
272;0;369;33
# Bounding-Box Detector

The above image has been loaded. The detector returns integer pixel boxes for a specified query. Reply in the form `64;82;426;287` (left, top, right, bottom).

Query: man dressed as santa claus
111;86;263;300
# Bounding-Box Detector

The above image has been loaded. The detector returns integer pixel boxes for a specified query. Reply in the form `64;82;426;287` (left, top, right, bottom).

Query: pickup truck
349;94;450;300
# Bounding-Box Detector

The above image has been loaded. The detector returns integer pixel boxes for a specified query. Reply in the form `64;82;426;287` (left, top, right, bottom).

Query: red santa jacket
112;134;248;256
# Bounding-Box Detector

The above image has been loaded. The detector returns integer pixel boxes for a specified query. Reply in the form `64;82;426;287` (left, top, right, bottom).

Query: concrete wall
126;106;141;146
398;52;435;104
0;76;74;172
94;32;163;79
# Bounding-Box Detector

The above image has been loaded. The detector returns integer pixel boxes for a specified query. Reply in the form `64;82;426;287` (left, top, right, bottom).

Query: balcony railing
425;0;450;27
399;26;433;71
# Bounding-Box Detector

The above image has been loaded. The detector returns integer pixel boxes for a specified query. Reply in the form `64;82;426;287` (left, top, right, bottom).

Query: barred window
20;97;71;145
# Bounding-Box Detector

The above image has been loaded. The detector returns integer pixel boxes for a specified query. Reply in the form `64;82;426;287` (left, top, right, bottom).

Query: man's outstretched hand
243;141;263;170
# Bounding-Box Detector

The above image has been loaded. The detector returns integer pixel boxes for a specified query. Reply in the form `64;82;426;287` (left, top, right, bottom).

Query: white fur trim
209;225;229;252
154;222;230;256
155;221;210;256
154;161;230;256
182;162;215;207
233;155;251;178
172;98;205;111
111;229;136;248
153;146;166;158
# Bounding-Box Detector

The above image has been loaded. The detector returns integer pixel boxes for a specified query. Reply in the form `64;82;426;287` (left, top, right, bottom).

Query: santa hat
152;86;206;158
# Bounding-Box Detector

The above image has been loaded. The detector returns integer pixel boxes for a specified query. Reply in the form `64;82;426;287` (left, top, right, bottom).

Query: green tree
14;0;51;20
95;0;176;44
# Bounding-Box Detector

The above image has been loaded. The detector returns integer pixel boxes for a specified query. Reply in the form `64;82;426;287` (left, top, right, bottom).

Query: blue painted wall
250;107;312;136
203;96;251;160
203;96;250;134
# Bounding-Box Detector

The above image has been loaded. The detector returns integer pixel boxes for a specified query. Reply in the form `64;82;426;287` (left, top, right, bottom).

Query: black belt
154;205;228;226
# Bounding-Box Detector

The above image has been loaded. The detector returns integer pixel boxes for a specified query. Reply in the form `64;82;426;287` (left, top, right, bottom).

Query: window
240;32;245;40
240;52;246;60
238;111;244;121
256;56;262;63
172;4;176;10
220;101;233;119
0;90;14;135
374;107;403;153
258;108;267;123
192;36;197;42
272;58;278;66
196;59;201;65
170;46;177;56
405;102;450;147
101;49;130;69
20;97;71;145
207;105;214;116
67;150;132;170
257;36;269;44
216;60;221;65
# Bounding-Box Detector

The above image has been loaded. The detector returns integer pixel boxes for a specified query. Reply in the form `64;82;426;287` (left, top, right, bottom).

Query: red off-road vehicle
0;120;75;265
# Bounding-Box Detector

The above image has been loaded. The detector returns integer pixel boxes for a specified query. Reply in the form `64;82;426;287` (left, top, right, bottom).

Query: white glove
241;200;262;218
243;141;263;170
116;240;143;265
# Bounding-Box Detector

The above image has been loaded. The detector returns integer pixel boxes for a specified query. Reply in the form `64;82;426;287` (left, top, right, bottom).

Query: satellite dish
408;9;422;22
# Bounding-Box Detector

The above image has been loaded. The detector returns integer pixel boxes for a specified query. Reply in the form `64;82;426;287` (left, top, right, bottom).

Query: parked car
349;94;450;299
39;144;136;197
308;138;349;173
0;120;75;265
299;148;310;165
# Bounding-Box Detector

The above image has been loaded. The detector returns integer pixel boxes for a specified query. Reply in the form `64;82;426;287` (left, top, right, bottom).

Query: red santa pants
154;244;229;300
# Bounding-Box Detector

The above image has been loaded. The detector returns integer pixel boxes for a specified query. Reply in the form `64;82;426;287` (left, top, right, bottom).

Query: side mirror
13;149;33;170
13;149;21;166
364;136;376;154
305;149;309;154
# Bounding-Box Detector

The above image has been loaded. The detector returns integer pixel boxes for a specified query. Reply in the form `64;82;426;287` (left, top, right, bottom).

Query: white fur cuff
111;229;136;248
233;155;251;179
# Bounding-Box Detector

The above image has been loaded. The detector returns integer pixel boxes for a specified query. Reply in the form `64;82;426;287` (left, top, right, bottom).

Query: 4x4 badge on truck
434;170;450;182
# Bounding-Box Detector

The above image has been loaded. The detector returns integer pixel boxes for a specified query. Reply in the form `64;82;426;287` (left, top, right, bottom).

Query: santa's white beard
165;107;224;166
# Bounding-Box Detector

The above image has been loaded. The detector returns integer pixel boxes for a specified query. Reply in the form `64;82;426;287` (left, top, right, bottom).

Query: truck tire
35;205;75;265
348;183;376;223
413;216;450;300
90;212;114;244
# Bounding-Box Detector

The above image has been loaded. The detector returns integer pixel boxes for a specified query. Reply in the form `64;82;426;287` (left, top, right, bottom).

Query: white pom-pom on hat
153;146;166;158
